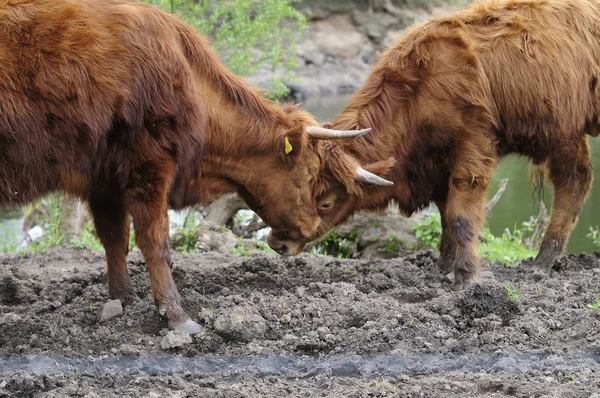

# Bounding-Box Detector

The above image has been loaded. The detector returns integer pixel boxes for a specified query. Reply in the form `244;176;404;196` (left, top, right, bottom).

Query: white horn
355;167;394;186
306;126;372;139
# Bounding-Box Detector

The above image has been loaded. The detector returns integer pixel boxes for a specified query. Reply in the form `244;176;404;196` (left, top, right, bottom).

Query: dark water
303;95;600;255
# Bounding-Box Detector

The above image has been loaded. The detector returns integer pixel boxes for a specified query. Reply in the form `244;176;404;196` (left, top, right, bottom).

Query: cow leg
89;193;136;303
435;199;456;273
128;189;202;335
445;138;496;285
532;137;592;271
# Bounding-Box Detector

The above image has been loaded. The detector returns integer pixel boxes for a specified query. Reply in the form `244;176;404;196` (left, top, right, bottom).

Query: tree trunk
204;193;248;226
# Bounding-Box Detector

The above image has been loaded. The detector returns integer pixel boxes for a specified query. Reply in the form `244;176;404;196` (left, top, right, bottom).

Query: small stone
213;306;267;342
363;321;377;330
283;334;299;341
280;314;291;323
317;326;331;335
160;330;192;350
96;300;123;323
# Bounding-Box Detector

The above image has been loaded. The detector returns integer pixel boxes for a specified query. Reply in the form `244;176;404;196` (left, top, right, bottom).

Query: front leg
127;176;202;335
445;137;496;285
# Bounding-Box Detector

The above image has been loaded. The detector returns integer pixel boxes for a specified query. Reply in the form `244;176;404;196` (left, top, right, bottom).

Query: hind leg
532;137;593;271
89;192;136;303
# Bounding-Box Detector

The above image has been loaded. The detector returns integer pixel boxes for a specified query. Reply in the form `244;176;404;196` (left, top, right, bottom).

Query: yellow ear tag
284;137;293;154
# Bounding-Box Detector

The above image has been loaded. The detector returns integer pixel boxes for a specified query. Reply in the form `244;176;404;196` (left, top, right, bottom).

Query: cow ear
281;124;306;162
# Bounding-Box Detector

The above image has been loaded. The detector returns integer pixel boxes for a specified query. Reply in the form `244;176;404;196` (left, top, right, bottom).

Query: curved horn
306;126;372;139
355;167;394;186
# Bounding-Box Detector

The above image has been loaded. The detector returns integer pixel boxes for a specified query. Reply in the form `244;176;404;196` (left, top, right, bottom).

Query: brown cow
0;0;387;333
268;0;600;284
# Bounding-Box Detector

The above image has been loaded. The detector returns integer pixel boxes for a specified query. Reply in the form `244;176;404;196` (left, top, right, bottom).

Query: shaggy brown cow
0;0;386;333
268;0;600;284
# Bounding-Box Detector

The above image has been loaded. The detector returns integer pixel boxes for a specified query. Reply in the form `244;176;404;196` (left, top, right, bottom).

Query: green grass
24;195;66;253
384;235;403;253
588;297;600;311
228;239;273;256
478;232;537;266
504;285;523;299
71;221;103;251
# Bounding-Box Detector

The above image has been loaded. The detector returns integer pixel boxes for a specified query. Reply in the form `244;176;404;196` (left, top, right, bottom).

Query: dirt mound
1;247;599;397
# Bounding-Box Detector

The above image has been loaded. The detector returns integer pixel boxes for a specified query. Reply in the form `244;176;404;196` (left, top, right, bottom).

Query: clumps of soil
1;247;599;397
458;281;520;326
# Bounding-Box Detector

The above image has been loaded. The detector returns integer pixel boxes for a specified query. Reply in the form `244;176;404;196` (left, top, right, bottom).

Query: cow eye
318;202;333;213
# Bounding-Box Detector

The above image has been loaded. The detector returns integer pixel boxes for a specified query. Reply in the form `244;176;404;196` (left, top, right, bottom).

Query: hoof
171;318;203;335
110;291;139;306
529;259;553;274
436;258;454;273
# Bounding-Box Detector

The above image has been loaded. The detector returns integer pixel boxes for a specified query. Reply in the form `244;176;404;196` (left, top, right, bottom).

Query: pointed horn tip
355;167;394;187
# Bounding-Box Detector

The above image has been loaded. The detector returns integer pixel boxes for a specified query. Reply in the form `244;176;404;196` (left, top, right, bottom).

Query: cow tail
528;161;547;206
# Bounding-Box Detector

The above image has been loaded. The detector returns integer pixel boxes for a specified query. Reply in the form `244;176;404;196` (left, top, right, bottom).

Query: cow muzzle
267;233;305;256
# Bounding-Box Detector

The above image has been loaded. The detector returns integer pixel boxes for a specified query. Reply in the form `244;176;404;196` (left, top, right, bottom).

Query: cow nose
275;244;287;255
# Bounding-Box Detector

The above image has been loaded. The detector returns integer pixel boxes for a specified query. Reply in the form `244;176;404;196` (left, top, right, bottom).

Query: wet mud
1;247;599;397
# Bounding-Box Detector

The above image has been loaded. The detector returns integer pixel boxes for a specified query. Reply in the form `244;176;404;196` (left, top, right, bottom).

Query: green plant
504;285;523;299
586;226;600;247
0;238;18;253
478;227;537;266
229;239;253;256
312;228;358;259
172;226;202;253
24;195;66;253
141;0;307;100
413;213;442;250
384;235;403;253
565;372;574;383
588;297;600;311
71;221;103;251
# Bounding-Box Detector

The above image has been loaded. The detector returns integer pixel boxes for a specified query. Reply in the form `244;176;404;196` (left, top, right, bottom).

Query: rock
305;15;368;60
170;223;238;253
295;0;370;19
213;306;267;342
160;330;192;350
382;29;405;48
96;299;123;323
352;11;400;42
312;209;424;259
297;41;326;66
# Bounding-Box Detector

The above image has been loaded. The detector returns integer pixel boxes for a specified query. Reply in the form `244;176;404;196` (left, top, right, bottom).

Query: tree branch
484;178;508;216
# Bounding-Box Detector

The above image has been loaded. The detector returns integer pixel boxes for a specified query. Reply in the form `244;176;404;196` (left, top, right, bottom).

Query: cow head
263;122;395;256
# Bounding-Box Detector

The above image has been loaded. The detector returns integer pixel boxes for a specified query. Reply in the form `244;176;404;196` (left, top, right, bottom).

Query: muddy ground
1;246;599;397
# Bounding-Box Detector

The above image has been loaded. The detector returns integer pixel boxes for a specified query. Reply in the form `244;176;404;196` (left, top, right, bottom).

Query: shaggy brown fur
305;0;600;283
0;0;348;332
